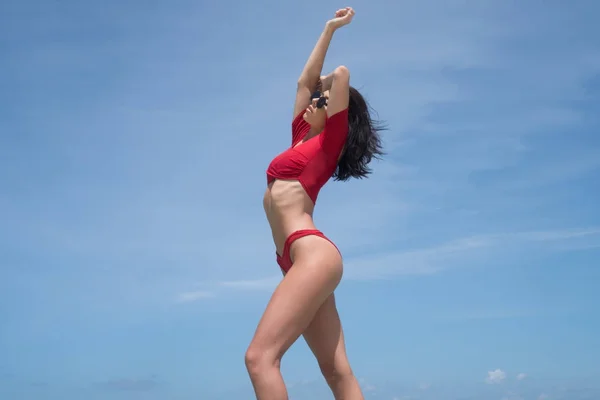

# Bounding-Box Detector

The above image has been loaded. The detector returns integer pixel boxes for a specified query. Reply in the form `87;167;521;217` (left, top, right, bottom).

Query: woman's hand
326;7;355;31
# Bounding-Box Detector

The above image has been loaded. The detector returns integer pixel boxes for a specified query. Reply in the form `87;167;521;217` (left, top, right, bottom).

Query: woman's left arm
326;65;350;118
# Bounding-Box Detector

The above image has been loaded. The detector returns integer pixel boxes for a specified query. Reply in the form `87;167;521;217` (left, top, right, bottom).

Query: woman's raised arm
293;7;355;119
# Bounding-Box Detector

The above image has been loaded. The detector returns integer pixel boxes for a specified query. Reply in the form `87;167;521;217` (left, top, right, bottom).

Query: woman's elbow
333;65;350;81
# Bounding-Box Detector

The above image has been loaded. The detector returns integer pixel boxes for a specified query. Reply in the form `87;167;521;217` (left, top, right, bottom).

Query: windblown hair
333;86;385;181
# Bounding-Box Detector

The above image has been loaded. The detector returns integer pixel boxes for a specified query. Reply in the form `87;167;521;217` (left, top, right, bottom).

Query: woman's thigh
248;235;343;360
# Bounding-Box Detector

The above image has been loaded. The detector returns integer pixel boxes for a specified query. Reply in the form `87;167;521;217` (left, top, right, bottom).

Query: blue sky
1;0;599;399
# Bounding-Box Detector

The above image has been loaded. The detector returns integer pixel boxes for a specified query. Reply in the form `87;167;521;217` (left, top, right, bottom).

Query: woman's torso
263;179;316;256
263;109;349;254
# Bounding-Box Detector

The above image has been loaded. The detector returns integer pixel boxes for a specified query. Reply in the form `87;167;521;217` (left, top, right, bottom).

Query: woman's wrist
324;21;338;34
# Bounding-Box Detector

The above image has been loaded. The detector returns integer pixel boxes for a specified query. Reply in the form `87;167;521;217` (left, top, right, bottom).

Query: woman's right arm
293;7;355;119
293;23;337;119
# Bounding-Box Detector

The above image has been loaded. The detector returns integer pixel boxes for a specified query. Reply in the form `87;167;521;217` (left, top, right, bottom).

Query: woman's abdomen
263;180;316;253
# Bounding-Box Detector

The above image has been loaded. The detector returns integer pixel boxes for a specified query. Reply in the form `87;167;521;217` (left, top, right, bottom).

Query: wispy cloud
174;227;600;300
342;228;600;281
437;308;567;321
175;290;215;303
219;276;281;291
174;276;284;303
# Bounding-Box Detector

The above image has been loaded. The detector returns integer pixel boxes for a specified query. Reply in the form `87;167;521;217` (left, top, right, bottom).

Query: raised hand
326;7;355;30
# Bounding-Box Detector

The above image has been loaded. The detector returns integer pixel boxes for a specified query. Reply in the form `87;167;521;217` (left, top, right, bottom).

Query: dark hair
333;86;385;181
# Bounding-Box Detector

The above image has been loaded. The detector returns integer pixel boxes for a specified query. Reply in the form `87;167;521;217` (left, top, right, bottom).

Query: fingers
334;7;354;21
335;7;353;17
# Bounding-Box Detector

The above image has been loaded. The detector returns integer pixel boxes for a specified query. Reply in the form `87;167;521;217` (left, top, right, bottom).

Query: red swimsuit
266;108;348;272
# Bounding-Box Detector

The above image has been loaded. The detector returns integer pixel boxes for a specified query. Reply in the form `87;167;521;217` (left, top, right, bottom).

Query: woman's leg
302;294;364;399
245;235;343;400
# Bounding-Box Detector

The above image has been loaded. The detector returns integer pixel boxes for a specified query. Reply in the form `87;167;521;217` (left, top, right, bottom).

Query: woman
245;7;384;400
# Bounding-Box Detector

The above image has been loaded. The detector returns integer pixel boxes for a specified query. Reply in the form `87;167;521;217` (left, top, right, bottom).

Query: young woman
245;7;384;400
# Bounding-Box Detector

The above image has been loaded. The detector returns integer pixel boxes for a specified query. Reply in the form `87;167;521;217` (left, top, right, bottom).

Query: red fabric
266;108;349;204
276;229;339;273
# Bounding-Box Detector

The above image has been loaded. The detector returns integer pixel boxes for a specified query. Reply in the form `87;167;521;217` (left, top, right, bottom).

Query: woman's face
303;90;329;128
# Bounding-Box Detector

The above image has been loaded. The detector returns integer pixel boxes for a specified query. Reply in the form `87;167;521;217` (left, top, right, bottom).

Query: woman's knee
245;342;281;376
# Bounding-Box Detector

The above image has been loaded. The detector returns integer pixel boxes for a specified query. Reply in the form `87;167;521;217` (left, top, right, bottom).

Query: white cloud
175;290;215;303
439;308;547;321
485;369;506;384
363;383;376;392
538;394;548;400
516;373;527;381
219;276;281;291
358;377;377;393
509;228;600;242
174;276;281;303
